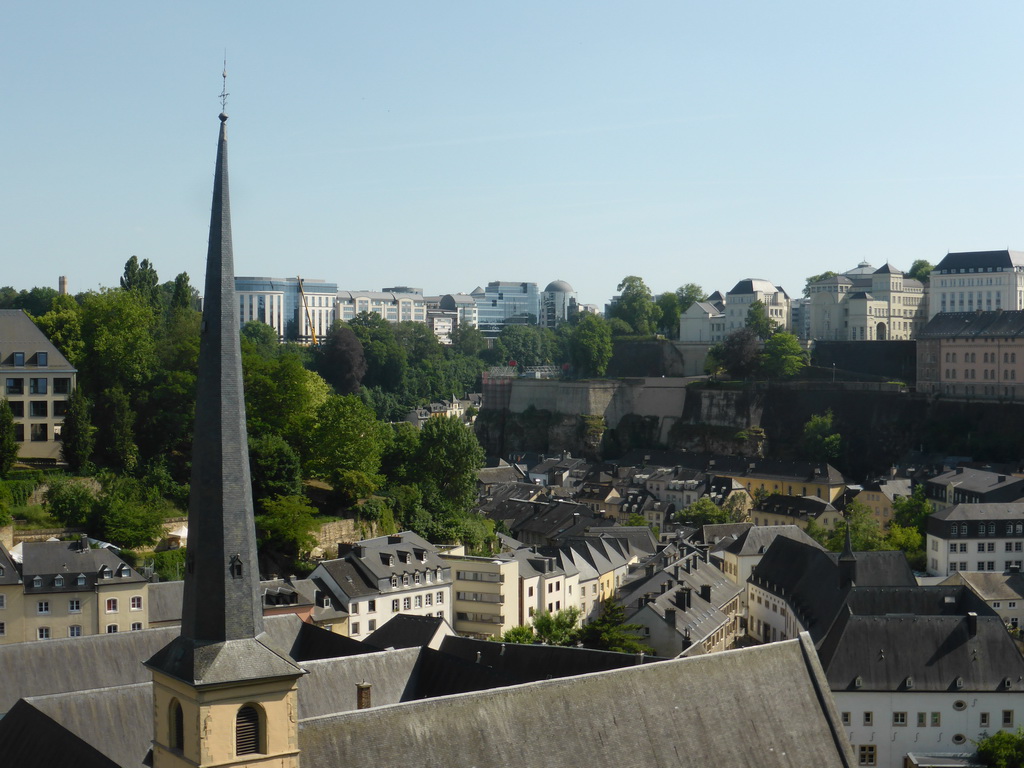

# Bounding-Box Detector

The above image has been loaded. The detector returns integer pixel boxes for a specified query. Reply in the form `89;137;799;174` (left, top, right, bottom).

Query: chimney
673;565;681;580
678;586;692;611
58;276;68;295
352;544;365;558
967;611;978;637
660;581;669;594
645;564;655;578
664;607;676;624
388;534;403;544
998;475;1006;483
956;467;964;475
356;682;372;710
699;584;712;603
79;533;89;551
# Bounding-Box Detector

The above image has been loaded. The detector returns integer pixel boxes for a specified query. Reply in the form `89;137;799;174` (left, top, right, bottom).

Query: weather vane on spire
220;55;229;114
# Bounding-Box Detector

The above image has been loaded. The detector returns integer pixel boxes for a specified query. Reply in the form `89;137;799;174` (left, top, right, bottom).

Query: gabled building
309;532;453;641
725;278;791;334
0;309;76;461
922;466;1024;512
940;568;1024;631
852;477;912;527
750;493;844;531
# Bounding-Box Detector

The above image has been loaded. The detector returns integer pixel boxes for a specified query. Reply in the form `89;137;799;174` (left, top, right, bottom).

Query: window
931;712;941;727
863;712;873;726
917;712;927;727
425;593;433;606
8;401;23;417
32;576;42;588
131;595;143;611
36;352;47;367
54;575;64;587
402;597;411;610
841;712;851;726
414;595;422;608
0;594;5;609
53;378;71;394
76;574;86;586
858;745;877;766
350;602;359;615
6;378;23;395
528;586;534;597
38;627;50;640
893;712;907;726
106;624;118;633
37;601;49;615
390;576;398;588
980;712;990;728
12;353;24;367
0;622;5;637
68;625;82;637
367;599;376;612
68;598;81;613
170;701;184;751
29;378;47;395
368;619;376;632
351;622;360;635
391;599;399;612
436;591;444;604
236;705;261;755
1003;710;1014;728
106;598;118;613
978;543;986;552
30;423;47;441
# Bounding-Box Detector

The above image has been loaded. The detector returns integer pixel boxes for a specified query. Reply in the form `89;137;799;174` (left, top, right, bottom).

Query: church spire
147;110;301;686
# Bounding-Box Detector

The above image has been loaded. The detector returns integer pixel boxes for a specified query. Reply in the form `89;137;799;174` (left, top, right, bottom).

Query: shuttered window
236;705;260;755
170;701;184;750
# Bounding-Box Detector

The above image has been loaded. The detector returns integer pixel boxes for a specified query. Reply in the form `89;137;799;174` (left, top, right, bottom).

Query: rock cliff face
476;378;1024;477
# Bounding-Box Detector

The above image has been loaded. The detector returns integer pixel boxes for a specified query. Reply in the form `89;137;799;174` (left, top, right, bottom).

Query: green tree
170;272;196;311
79;288;158;396
241;320;280;360
60;387;96;472
611;276;661;336
120;255;160;306
450;324;487;358
745;300;778;340
718;328;762;379
802;410;842;463
826;502;887;552
884;522;925;570
0;399;17;479
675;283;706;314
891;485;932;536
99;385;139;473
254;494;319;561
760;332;806;378
500;624;536;644
803;271;838;298
92;475;171;549
316;321;366;395
308;394;387;506
578;597;652;654
249;434;303;505
414;416;484;518
12;286;59;318
349;313;407;391
569;313;613;377
907;259;933;284
531;606;582;646
43;477;96;527
380;421;421;486
676;497;730;526
655;292;681;338
34;294;84;366
975;727;1024;768
495;325;549;370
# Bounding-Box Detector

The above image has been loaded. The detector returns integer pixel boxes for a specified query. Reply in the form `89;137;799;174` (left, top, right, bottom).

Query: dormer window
12;353;24;367
399;551;409;564
229;555;243;579
32;576;42;588
391;576;398;588
402;575;410;586
54;575;64;587
118;564;131;577
76;574;86;586
414;572;421;584
36;352;48;367
99;567;111;579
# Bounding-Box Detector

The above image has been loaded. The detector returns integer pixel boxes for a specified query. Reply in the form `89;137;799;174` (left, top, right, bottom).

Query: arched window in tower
230;554;243;579
169;699;184;751
236;704;262;755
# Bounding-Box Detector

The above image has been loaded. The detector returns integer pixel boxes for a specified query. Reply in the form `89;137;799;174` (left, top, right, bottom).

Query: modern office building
473;281;541;338
235;276;337;343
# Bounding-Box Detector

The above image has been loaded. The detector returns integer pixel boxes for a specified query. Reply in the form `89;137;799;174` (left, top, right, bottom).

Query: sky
4;2;1024;309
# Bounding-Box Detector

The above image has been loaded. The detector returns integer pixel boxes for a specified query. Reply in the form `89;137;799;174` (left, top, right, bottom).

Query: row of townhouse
741;532;1024;768
0;537;148;643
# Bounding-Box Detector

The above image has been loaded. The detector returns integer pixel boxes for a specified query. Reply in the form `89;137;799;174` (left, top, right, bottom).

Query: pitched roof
934;250;1024;273
298;636;854;768
363;614;448;650
714;524;824;557
919;310;1024;340
0;310;75;371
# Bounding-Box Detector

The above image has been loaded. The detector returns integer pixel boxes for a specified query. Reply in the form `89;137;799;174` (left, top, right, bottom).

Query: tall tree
569;313;613;377
745;300;777;340
530;607;582;646
34;294;84;366
803;271;838;298
60;387;95;472
718;328;762;379
120;255;159;306
0;399;17;479
170;272;196;310
249;433;303;506
348;313;407;391
760;332;806;378
611;276;661;336
414;416;484;518
655;292;681;338
891;484;932;536
316;321;367;395
449;323;487;357
675;283;706;314
308;394;387;506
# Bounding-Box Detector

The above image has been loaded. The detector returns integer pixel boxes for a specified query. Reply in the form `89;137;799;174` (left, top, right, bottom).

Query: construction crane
296;275;318;346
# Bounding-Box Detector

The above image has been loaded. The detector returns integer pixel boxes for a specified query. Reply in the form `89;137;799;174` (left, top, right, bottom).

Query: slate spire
838;525;857;590
147;112;302;685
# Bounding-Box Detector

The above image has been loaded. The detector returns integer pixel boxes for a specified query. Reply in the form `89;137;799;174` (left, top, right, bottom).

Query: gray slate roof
0;309;75;371
299;635;854;768
934;250;1024;273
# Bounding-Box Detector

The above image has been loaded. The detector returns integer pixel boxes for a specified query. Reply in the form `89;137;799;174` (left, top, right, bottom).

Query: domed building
542;279;577;328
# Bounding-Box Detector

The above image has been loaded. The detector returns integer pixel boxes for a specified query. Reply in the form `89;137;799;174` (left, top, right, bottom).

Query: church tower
146;108;304;768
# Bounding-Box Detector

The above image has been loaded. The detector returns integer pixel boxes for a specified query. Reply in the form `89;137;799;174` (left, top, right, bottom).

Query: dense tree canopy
761;332;806;378
907;259;933;284
745;300;778;340
569;313;613;377
802;410;842;463
714;328;762;379
610;276;661;335
0;400;16;479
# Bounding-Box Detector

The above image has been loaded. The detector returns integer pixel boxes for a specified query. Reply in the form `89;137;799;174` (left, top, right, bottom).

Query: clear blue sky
4;2;1024;308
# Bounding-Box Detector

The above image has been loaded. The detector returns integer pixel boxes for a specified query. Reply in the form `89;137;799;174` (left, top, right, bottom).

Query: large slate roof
934;250;1024;273
713;524;824;557
931;501;1024;522
299;635;854;768
0;309;75;370
817;587;1024;692
919;309;1024;340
